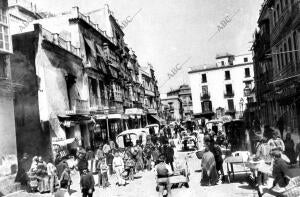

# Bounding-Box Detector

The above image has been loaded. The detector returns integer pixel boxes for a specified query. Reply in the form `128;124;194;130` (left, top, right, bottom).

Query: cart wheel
156;185;159;192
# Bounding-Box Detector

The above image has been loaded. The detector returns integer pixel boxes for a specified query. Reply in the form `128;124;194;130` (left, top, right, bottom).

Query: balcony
224;91;235;98
39;25;80;57
271;2;300;44
71;7;115;44
66;99;89;115
200;93;211;100
225;108;236;114
272;62;300;84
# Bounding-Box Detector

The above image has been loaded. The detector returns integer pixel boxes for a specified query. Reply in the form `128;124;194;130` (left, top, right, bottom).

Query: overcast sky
30;0;263;94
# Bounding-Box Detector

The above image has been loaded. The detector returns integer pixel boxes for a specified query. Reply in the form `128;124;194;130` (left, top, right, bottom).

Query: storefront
94;113;127;145
125;108;144;129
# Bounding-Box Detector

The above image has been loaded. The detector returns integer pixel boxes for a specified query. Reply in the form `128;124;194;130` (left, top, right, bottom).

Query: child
60;167;72;193
97;158;109;188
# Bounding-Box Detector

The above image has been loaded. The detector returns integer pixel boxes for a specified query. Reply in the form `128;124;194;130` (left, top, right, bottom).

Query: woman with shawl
201;145;218;186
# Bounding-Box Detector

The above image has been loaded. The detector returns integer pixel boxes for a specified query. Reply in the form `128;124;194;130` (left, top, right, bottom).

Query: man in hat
80;169;95;197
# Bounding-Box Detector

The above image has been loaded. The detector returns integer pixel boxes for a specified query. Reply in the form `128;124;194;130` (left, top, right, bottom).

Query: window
88;77;99;107
0;25;9;51
225;84;233;94
276;4;280;21
284;43;288;64
293;31;298;63
227;99;234;110
221;61;225;66
202;85;208;95
273;11;277;23
245;68;250;77
225;71;231;80
202;74;207;83
0;9;7;24
99;80;105;106
288;37;293;64
280;48;283;70
244;57;248;62
245;81;252;89
0;55;7;78
277;53;281;70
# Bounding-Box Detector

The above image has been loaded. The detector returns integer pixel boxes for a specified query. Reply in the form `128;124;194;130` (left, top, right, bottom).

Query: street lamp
104;106;110;141
239;98;244;119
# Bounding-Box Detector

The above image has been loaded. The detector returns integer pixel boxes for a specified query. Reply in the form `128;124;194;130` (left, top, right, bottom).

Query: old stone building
253;0;300;133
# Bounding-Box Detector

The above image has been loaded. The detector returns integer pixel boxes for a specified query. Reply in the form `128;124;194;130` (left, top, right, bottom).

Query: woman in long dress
201;145;218;186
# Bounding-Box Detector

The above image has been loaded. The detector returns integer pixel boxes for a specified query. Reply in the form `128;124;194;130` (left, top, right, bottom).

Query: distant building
253;0;300;132
188;53;255;120
161;96;182;123
8;0;42;35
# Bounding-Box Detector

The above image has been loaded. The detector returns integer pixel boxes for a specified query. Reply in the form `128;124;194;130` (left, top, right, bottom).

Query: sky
29;0;264;95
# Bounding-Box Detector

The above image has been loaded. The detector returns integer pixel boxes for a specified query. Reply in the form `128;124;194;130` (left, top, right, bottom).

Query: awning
125;108;144;115
52;138;76;146
84;37;96;57
149;114;160;122
95;114;122;120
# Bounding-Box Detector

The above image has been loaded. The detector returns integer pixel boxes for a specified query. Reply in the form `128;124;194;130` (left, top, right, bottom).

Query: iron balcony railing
200;93;211;100
224;91;235;98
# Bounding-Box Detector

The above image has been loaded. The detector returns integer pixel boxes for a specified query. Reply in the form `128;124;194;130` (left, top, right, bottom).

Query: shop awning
149;114;160;122
95;114;122;120
84;37;96;57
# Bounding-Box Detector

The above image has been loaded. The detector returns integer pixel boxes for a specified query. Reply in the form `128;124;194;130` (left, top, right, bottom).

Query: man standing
80;169;95;197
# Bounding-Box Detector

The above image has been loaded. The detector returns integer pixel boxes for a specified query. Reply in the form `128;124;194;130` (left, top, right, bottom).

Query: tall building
188;53;255;120
253;0;300;133
0;0;19;194
9;5;161;164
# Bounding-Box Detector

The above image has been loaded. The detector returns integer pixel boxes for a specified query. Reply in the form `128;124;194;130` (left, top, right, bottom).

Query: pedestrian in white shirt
113;151;125;186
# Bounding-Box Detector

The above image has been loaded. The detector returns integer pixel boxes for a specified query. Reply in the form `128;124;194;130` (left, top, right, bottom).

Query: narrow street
7;148;265;197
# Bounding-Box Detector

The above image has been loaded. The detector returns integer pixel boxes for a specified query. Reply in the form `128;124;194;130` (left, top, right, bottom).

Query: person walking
136;141;144;172
80;169;95;197
59;167;72;194
164;143;175;171
113;151;125;186
97;158;109;188
47;160;58;197
201;145;218;186
284;133;297;164
86;147;95;173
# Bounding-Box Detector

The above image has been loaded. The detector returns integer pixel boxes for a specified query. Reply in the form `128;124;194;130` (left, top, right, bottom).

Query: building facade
9;4;161;163
0;0;19;194
188;53;255;120
253;0;300;133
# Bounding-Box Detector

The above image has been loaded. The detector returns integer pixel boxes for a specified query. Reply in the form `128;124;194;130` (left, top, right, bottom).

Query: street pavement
7;148;270;197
